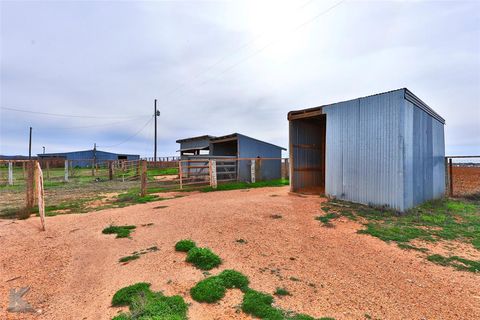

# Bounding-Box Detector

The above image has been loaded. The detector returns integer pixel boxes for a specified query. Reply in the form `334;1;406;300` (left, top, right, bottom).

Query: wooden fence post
210;160;217;189
179;160;183;190
140;160;147;197
255;158;261;182
25;161;35;212
35;161;46;231
64;160;69;182
449;158;453;197
22;162;26;179
8;161;13;185
109;161;113;180
250;159;256;183
46;160;50;180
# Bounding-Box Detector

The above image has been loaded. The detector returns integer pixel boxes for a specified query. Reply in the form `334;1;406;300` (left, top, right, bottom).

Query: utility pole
28;127;32;159
154;99;160;162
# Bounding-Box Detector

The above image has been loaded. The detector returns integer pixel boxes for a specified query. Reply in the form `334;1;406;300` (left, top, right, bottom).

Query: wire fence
0;157;289;219
446;156;480;198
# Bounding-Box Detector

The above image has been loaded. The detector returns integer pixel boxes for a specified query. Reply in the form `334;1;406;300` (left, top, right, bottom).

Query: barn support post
255;158;262;182
25;161;35;212
250;159;256;183
209;160;217;189
449;158;453;197
91;160;95;176
8;162;13;185
140;160;147;197
64;160;69;182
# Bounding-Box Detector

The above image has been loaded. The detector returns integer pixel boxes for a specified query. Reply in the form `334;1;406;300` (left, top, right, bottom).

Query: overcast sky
1;0;479;158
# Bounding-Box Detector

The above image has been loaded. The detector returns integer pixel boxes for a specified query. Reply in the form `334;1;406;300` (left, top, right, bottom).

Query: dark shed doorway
288;109;326;194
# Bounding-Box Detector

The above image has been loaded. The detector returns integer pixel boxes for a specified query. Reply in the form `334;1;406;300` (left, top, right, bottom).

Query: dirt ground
0;187;479;320
452;166;480;196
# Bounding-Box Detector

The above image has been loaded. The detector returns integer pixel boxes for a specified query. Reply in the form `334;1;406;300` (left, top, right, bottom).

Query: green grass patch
111;282;187;319
274;287;290;296
396;243;429;253
115;191;160;204
119;254;140;263
148;167;179;177
186;247;222;270
102;225;136;238
315;212;339;226
111;282;151;306
218;269;249;291
175;239;196;252
241;289;329;320
427;254;480;273
200;179;289;192
358;223;433;243
190;276;226;303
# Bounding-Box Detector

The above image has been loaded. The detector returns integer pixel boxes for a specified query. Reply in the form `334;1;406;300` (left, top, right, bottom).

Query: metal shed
288;88;445;211
37;149;140;167
177;133;286;181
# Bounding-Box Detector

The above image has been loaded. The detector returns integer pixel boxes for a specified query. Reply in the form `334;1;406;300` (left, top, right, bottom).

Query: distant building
176;133;286;181
37;149;140;167
288;88;445;211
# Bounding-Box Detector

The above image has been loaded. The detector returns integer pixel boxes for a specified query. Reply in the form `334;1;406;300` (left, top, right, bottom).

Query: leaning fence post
35;161;46;231
250;159;256;183
210;160;217;189
140;160;147;197
8;161;13;185
64;160;69;182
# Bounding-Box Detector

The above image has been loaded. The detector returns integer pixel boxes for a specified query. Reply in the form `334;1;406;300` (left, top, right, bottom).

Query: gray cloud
1;0;479;157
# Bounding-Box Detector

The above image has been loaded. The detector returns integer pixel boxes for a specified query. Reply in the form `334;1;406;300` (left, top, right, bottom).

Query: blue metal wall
237;134;283;182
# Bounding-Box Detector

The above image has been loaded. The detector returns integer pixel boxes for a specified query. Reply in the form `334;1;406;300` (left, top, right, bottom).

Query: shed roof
288;88;445;124
37;149;139;157
211;133;286;151
176;135;216;143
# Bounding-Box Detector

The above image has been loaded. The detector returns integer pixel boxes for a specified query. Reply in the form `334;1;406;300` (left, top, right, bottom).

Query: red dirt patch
0;187;479;319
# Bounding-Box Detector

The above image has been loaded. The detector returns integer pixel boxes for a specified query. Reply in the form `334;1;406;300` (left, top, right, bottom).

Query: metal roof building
177;133;286;181
288;88;445;211
37;149;140;167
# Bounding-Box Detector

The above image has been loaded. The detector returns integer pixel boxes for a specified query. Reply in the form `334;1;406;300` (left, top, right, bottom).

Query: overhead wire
100;116;154;148
0;106;148;119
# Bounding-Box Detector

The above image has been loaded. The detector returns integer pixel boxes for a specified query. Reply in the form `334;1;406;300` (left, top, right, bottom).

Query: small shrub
175;239;196;252
218;269;249;291
102;225;136;238
190;276;226;303
111;282;151;306
274;287;290;296
186;247;222;270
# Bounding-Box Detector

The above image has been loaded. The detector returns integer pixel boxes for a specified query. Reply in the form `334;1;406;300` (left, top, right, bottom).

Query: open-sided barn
37;149;140;167
288;88;445;211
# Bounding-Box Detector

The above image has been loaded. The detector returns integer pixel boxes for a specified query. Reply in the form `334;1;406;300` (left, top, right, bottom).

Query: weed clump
186;247;222;270
190;276;226;303
111;282;151;306
119;255;140;263
111;283;187;320
175;239;196;252
102;225;136;238
218;269;249;291
274;287;291;296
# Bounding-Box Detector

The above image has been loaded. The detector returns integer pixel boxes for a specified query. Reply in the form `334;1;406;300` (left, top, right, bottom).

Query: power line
0;106;149;119
159;0;318;100
100;116;154;148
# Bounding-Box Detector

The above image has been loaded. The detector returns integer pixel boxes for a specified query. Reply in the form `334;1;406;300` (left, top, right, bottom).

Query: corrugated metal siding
237;135;282;182
403;100;445;208
324;89;405;210
180;138;211;151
